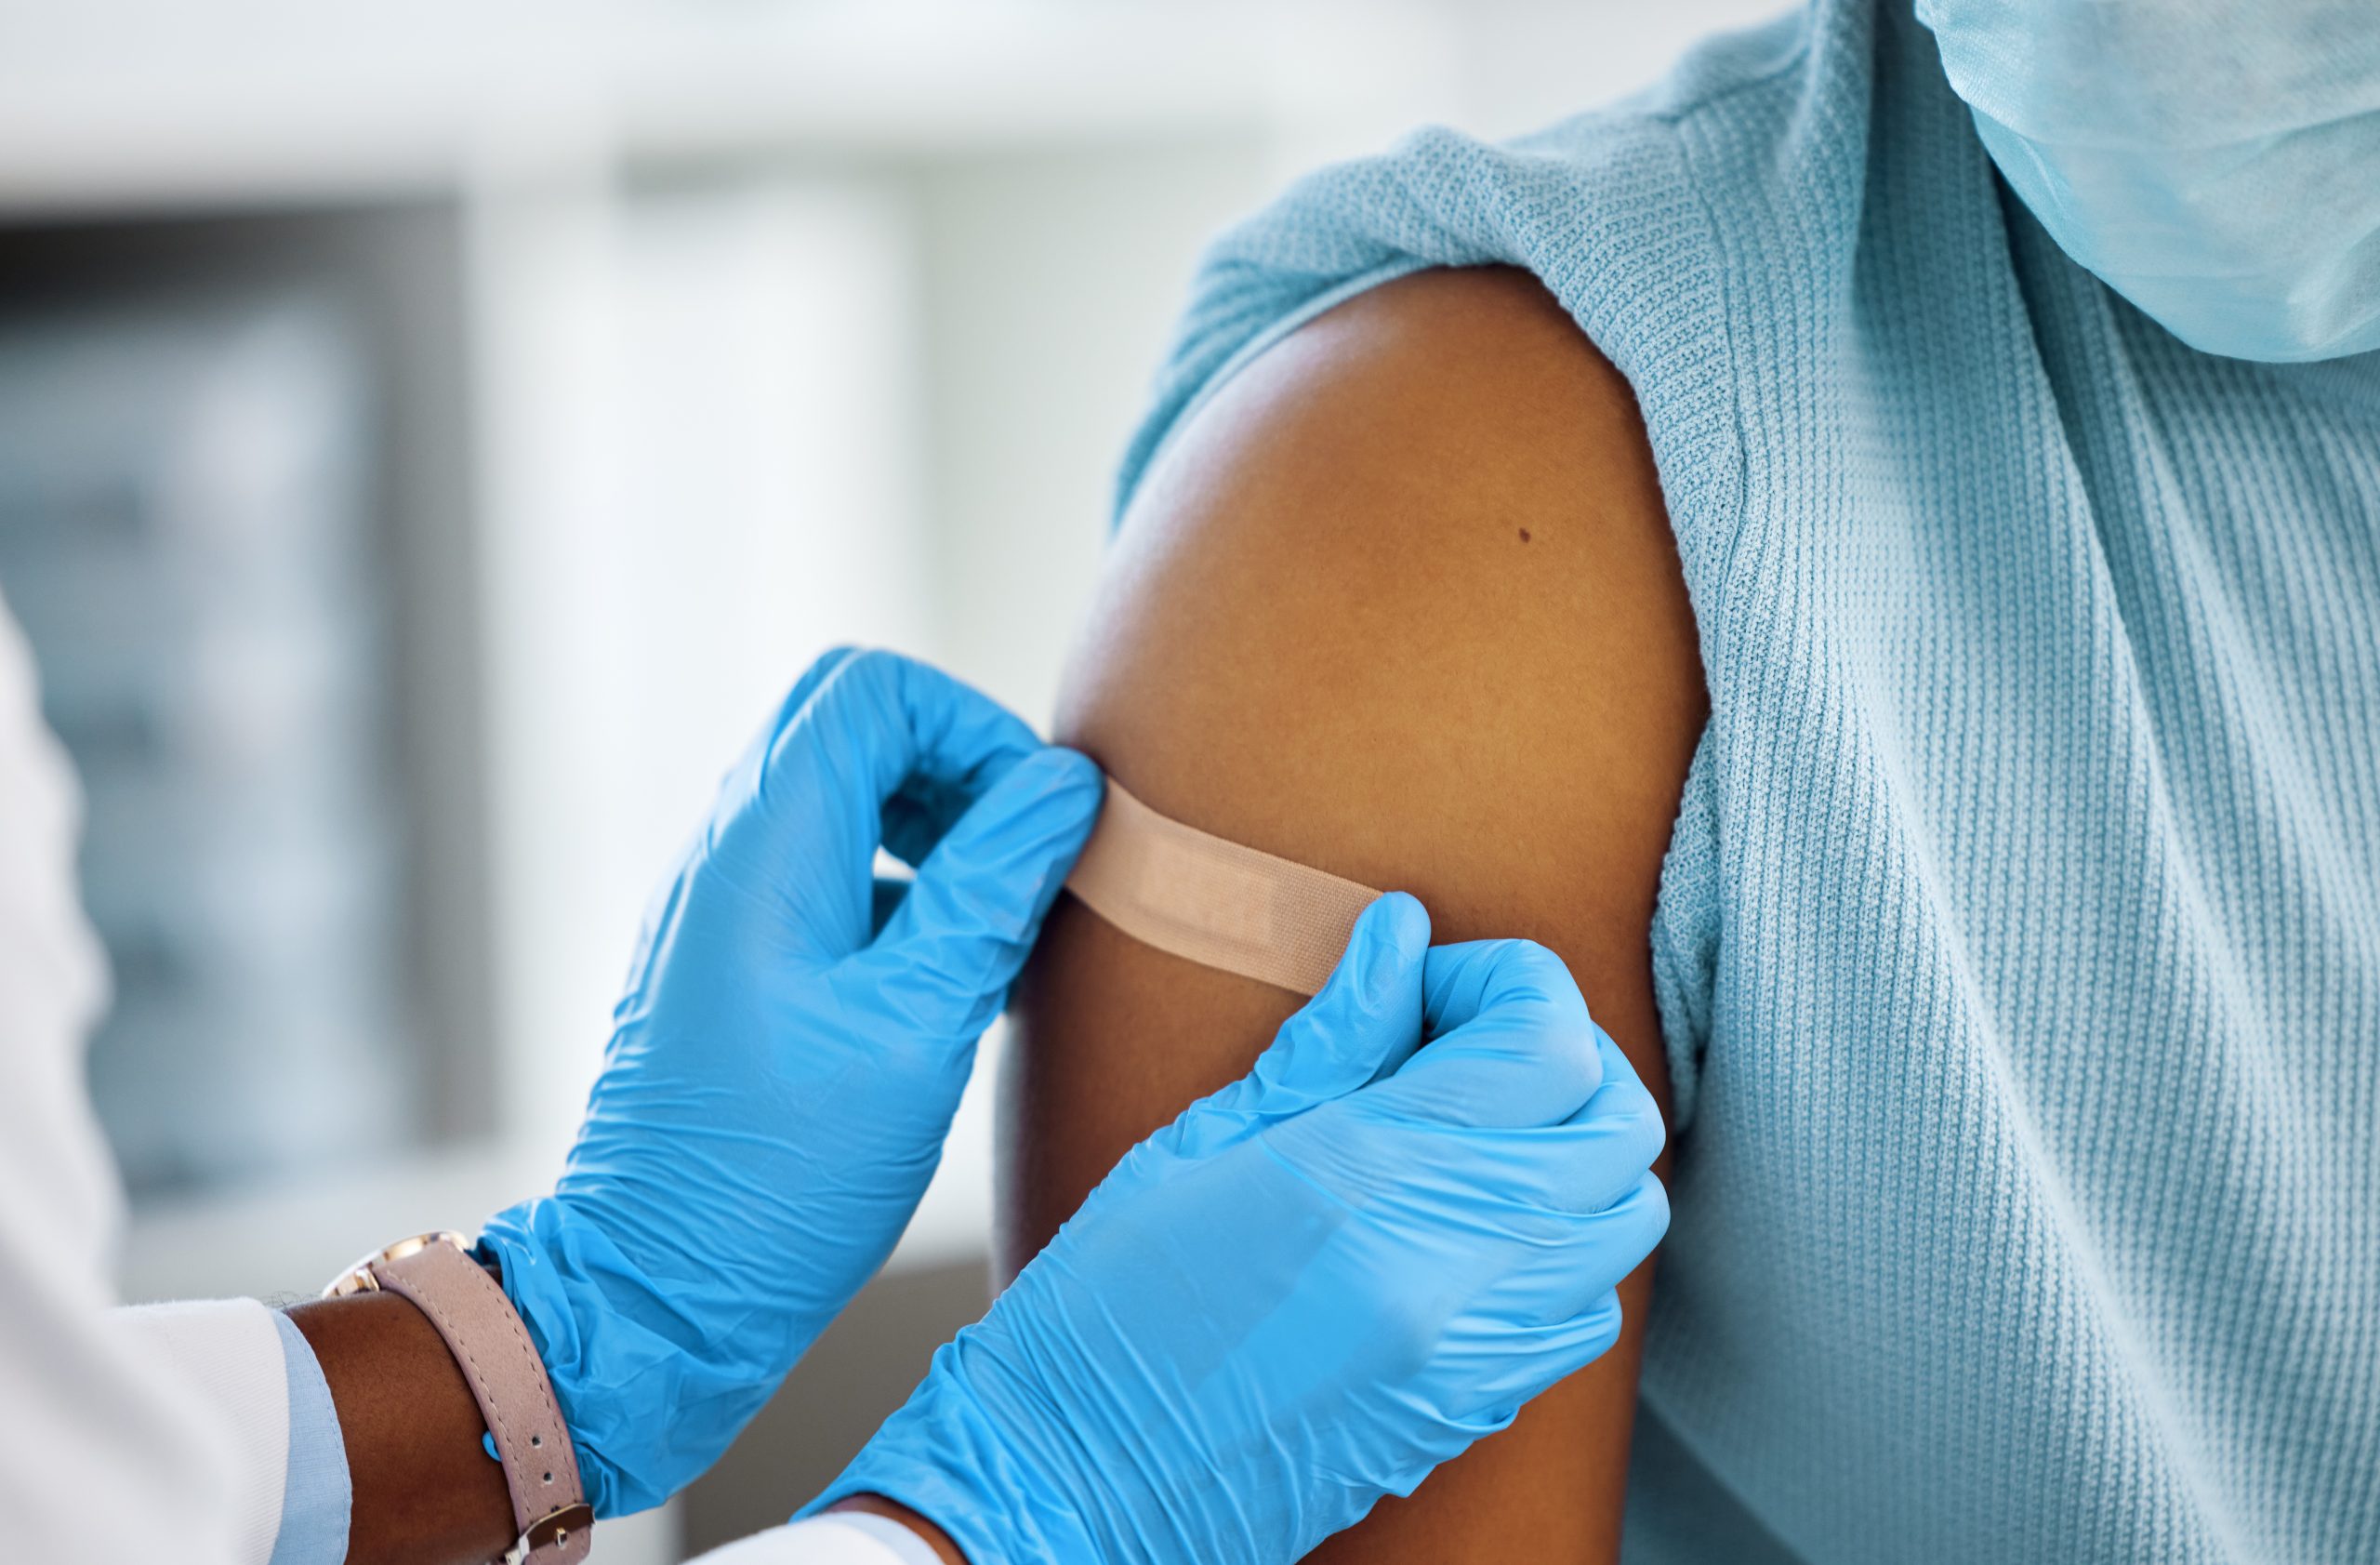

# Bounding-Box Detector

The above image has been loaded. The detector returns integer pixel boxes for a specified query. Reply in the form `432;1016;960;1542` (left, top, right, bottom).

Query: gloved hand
480;648;1104;1517
804;893;1670;1565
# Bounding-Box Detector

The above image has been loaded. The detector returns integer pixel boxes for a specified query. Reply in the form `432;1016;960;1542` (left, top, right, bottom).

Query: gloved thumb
1368;937;1606;1129
1180;893;1432;1142
852;746;1104;1042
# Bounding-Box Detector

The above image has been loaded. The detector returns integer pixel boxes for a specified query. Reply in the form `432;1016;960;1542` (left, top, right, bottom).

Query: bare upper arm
998;264;1704;1562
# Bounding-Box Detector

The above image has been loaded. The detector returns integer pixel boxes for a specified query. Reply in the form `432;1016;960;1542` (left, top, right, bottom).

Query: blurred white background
0;1;1778;1556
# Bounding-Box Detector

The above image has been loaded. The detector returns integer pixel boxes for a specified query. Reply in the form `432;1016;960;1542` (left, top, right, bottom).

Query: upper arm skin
998;265;1705;1561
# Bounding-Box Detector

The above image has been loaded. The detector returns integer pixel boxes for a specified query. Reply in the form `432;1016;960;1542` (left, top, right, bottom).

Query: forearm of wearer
284;1293;515;1565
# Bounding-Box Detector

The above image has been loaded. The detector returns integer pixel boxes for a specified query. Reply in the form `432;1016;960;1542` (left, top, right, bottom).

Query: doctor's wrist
476;1196;668;1519
827;1496;970;1565
479;1191;817;1519
285;1290;517;1565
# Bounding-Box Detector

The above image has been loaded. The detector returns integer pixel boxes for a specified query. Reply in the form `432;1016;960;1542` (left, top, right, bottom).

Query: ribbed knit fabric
1111;3;2380;1560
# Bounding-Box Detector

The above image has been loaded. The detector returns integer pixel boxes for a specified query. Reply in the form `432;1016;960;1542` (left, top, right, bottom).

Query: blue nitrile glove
804;893;1671;1565
479;648;1104;1517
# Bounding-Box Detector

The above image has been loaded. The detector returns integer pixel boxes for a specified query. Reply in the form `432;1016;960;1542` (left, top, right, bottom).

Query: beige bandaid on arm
1063;777;1383;996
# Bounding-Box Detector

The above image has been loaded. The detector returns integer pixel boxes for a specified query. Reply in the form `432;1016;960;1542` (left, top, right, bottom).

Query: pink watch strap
369;1240;593;1565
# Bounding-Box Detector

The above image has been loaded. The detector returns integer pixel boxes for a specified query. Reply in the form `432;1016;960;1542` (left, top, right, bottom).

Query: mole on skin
1519;527;1533;543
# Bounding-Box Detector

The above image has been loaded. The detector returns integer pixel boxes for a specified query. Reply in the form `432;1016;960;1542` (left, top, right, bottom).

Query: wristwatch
325;1231;594;1564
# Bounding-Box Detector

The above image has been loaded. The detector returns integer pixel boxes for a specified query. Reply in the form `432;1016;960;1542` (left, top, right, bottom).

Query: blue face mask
1917;0;2380;364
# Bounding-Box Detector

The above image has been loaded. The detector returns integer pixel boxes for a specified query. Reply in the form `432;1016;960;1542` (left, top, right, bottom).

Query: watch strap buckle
504;1503;596;1565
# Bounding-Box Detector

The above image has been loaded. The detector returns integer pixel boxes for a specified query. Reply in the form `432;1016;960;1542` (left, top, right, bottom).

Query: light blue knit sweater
1114;3;2380;1559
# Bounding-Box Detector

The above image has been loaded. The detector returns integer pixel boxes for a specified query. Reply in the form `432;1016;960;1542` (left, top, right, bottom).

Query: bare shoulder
1060;261;1704;930
1007;265;1706;1562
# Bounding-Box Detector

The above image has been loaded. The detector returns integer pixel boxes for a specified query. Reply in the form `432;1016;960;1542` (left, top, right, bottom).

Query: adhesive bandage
1063;777;1382;996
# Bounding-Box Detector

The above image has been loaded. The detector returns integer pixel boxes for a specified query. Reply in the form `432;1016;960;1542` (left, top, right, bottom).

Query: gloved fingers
1390;1033;1656;1214
616;644;866;976
1428;1293;1628;1426
1598;1171;1672;1271
771;648;1044;829
880;771;982;872
1362;939;1603;1128
1176;894;1430;1139
1529;1173;1668;1322
1429;1094;1664;1218
1420;938;1581;1034
870;873;913;940
710;649;1047;957
1554;1028;1668;1169
1250;893;1433;1105
774;643;865;723
851;745;1104;1041
1550;1096;1669;1214
787;648;1005;867
704;643;871;856
1493;1290;1629;1402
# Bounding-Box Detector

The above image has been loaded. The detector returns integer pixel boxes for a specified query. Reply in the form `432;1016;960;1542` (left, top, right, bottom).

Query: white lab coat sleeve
689;1513;951;1565
0;590;247;1565
104;1299;293;1560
